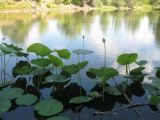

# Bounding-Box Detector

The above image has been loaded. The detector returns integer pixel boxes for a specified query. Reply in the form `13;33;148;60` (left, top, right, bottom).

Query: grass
0;2;32;10
0;1;159;12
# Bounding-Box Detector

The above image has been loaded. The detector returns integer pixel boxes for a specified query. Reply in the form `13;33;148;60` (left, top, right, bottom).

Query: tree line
0;0;160;7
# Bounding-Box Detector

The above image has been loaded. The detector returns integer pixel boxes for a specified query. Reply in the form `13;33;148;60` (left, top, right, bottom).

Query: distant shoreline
0;3;159;13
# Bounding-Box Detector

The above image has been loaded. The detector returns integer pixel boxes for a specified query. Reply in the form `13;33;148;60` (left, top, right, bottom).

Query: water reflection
0;11;160;71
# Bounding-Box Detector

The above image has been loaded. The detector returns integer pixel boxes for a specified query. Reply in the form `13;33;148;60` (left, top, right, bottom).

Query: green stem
104;42;106;67
113;78;141;116
103;84;105;103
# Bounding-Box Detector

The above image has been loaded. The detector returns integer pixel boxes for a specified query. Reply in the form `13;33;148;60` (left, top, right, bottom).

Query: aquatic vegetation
35;99;63;116
1;40;160;119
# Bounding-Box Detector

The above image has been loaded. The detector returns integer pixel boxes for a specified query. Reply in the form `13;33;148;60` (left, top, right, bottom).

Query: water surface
0;10;160;120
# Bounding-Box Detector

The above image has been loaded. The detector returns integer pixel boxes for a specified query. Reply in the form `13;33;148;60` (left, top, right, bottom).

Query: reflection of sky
0;12;160;75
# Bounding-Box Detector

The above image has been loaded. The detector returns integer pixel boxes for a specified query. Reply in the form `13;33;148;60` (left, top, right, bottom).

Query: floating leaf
130;67;145;75
0;100;11;115
135;60;147;66
143;84;160;95
69;96;93;104
47;116;69;120
77;61;88;70
56;49;71;59
0;44;16;54
15;51;28;57
45;74;70;83
35;99;63;116
105;86;122;96
62;64;78;74
97;67;119;82
27;43;52;57
86;68;98;79
149;95;160;106
72;49;93;55
31;58;50;67
48;55;63;67
117;53;138;65
12;61;31;77
13;66;36;75
16;94;38;106
3;43;22;51
0;88;24;102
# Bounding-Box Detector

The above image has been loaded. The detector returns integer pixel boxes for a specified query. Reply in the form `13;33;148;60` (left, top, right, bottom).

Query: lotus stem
113;78;141;116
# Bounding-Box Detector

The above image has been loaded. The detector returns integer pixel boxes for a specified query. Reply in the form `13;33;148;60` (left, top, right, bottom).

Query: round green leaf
97;67;119;82
77;61;88;70
47;116;69;120
72;49;93;55
105;86;122;96
16;94;38;106
149;95;160;106
0;44;16;54
0;88;24;102
27;43;52;57
3;43;22;51
117;53;138;65
56;49;71;59
130;67;145;75
48;55;63;67
0;100;11;115
13;66;36;75
35;99;63;116
45;74;70;83
62;64;78;74
135;60;147;66
69;96;93;104
31;58;50;67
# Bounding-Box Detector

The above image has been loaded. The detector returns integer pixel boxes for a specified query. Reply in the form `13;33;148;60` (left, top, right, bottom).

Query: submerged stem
113;78;141;116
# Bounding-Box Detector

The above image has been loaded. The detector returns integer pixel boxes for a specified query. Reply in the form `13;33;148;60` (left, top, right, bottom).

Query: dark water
1;10;160;120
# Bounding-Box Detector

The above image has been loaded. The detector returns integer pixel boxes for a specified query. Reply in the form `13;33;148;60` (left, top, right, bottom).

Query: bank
0;1;159;13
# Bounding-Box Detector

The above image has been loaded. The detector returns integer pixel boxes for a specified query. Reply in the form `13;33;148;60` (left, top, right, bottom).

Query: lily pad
48;55;63;67
16;94;38;106
143;84;160;95
47;116;69;120
15;51;28;57
45;74;70;83
77;61;88;70
97;67;119;82
0;88;24;102
35;99;63;116
3;43;22;51
0;44;16;54
135;60;147;66
31;58;50;67
27;43;52;57
105;86;122;96
62;64;78;74
130;67;145;75
0;100;11;115
86;68;98;79
56;49;71;59
149;95;160;106
72;49;93;55
117;53;138;65
13;66;36;75
69;96;93;104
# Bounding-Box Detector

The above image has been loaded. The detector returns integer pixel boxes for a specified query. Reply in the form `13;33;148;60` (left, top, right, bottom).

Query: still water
0;10;160;120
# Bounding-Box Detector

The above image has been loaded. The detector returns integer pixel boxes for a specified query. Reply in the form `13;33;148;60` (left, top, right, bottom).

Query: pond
0;10;160;120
